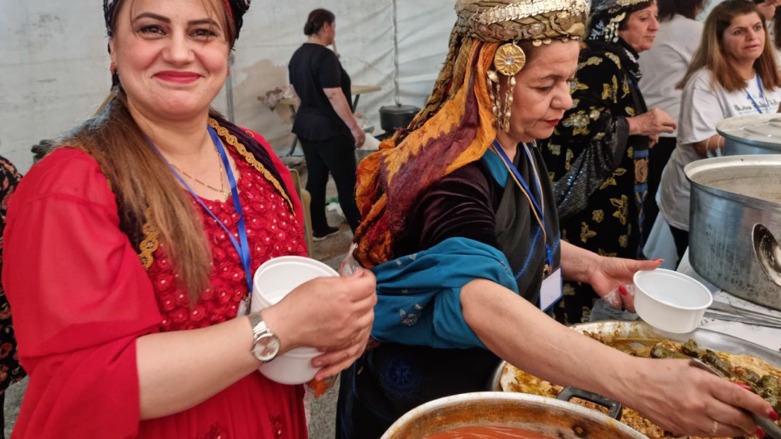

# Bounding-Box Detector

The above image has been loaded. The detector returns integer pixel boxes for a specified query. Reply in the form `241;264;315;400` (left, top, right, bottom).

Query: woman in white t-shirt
658;0;781;262
638;0;706;243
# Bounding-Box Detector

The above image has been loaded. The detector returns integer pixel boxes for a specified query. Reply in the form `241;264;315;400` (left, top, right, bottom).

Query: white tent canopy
0;0;457;173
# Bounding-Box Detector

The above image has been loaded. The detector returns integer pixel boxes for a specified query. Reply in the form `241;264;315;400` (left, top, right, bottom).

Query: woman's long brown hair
678;0;781;92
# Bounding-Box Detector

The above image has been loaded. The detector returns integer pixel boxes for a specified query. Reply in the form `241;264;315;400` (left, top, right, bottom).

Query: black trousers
642;136;677;244
299;134;361;233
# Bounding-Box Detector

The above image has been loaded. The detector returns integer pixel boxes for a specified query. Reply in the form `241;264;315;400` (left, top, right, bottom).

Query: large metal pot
380;392;645;439
717;114;781;155
379;104;420;133
685;155;781;310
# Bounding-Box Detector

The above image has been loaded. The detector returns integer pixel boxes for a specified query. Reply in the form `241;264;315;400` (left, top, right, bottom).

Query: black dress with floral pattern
0;156;25;394
540;39;650;325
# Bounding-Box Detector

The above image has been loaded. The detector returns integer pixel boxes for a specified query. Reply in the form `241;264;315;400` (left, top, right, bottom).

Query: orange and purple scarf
353;38;500;268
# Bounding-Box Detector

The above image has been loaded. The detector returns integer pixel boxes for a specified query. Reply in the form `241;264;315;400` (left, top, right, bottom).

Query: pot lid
717;114;781;148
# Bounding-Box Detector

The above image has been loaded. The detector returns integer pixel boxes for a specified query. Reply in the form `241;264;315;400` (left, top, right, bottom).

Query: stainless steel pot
380;392;645;439
685;155;781;310
717;114;781;155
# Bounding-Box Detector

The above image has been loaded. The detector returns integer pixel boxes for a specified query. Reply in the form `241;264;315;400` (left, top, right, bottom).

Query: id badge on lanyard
540;268;563;311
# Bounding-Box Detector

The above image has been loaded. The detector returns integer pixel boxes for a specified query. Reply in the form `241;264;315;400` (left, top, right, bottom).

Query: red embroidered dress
3;130;309;438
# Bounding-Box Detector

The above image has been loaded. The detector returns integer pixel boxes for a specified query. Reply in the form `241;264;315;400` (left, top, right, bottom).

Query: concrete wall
0;2;113;173
0;0;455;174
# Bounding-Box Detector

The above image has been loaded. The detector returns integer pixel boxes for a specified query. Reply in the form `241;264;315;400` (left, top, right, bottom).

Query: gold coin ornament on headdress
589;0;653;42
494;42;526;76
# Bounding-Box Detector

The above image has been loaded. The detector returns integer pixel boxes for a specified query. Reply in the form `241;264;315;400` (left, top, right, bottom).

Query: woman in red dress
1;0;376;438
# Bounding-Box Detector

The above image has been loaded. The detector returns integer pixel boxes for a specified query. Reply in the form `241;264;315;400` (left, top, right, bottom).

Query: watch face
252;333;280;362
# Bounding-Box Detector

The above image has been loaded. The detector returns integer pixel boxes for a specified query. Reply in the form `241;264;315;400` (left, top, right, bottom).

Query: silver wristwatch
248;312;280;362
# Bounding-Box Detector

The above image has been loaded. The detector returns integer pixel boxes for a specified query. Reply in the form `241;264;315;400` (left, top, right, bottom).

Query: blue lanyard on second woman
149;126;253;294
747;74;769;114
490;140;554;276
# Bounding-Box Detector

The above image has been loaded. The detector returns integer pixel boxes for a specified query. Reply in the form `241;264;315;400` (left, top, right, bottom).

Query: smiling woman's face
619;2;660;53
109;0;231;122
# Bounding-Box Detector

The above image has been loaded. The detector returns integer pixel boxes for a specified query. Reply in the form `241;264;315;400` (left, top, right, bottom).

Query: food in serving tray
500;334;781;439
426;426;555;438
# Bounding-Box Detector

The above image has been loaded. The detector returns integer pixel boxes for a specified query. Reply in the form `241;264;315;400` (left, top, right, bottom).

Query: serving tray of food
491;320;781;439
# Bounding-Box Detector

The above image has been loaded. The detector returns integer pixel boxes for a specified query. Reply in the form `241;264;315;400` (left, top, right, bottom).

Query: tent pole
225;53;236;122
392;0;400;106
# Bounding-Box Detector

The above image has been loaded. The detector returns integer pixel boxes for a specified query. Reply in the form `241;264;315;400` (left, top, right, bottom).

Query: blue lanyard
149;126;253;294
491;140;554;271
747;75;768;114
492;141;543;216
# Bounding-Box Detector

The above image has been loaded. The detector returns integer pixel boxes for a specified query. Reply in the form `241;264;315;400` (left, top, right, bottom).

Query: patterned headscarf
103;0;251;40
588;0;654;43
352;0;589;267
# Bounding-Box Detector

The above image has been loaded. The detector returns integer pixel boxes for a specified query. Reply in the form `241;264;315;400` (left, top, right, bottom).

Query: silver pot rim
684;155;781;211
717;114;781;150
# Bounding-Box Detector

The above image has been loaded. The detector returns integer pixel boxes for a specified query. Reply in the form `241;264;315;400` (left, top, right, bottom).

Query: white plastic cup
251;256;339;384
633;268;713;334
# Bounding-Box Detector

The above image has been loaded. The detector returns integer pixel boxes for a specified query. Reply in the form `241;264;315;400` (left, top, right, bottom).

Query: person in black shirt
288;9;364;240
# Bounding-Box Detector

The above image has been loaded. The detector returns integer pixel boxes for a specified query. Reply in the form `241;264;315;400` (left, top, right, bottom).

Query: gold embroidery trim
207;118;295;214
138;208;160;269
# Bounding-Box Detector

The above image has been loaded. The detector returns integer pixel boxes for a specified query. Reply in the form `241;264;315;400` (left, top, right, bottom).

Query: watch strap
248;312;267;342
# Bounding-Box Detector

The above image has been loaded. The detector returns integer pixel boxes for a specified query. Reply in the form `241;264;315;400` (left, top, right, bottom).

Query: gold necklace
170;146;228;199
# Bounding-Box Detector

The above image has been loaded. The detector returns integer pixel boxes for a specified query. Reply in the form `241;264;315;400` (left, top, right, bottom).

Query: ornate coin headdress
588;0;654;43
455;0;589;131
590;0;652;16
353;0;591;267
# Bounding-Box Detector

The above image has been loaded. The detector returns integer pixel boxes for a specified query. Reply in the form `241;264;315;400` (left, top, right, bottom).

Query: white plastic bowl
251;256;338;384
251;256;339;312
633;268;713;334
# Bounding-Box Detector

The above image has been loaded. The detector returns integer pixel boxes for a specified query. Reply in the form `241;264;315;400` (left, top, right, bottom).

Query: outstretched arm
559;240;662;310
460;278;772;437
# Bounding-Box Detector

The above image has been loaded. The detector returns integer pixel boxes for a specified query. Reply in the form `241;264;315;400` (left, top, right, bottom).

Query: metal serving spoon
704;301;781;329
752;224;781;288
689;358;781;439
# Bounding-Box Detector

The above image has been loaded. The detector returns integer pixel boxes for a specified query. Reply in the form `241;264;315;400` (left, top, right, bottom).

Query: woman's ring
710;420;718;435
